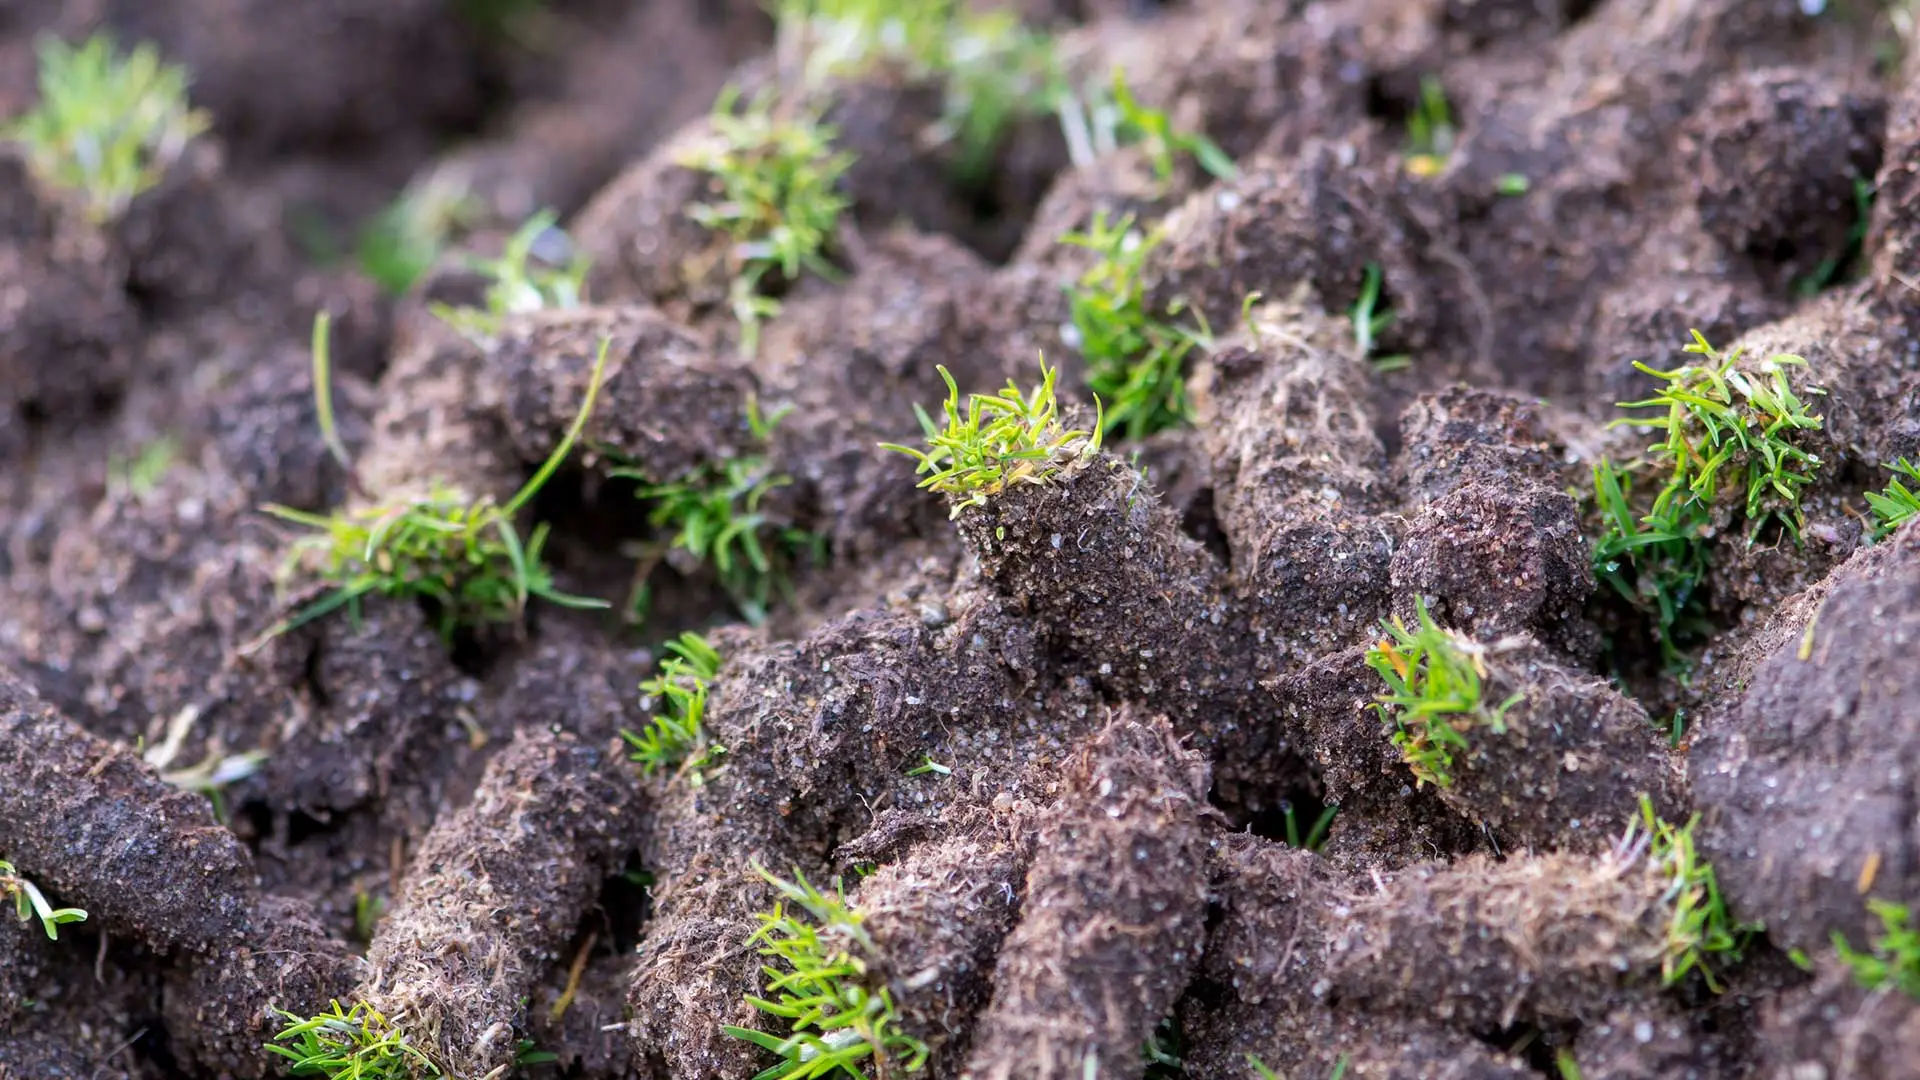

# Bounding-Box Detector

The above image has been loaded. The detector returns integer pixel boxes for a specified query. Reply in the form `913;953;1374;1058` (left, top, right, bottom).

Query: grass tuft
0;858;88;941
1365;598;1521;789
254;327;612;645
430;210;589;345
723;862;929;1080
1833;900;1920;999
622;632;726;780
1589;330;1825;668
3;33;210;222
1866;457;1920;540
355;177;480;296
615;400;817;625
1615;794;1757;992
1056;67;1235;185
879;360;1102;518
266;1000;440;1079
1059;211;1212;440
680;85;853;354
1351;263;1410;372
1403;75;1455;177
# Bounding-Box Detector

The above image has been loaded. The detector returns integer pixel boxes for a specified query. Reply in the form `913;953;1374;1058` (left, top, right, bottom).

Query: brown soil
5;2;1920;1079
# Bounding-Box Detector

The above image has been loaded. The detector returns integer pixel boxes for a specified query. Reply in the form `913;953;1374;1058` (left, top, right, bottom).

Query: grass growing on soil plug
1833;900;1920;999
2;32;210;223
1590;330;1825;666
1351;263;1410;372
1055;68;1235;185
255;326;612;645
622;632;725;779
681;85;853;354
724;862;930;1080
1403;75;1455;178
0;858;88;941
1365;598;1522;789
774;0;1061;181
879;360;1102;519
615;400;816;625
1059;211;1213;440
430;210;588;345
1615;794;1756;992
1866;457;1920;539
266;999;440;1079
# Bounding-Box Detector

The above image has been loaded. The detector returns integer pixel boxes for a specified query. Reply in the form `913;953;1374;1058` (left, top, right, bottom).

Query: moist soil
3;1;1920;1079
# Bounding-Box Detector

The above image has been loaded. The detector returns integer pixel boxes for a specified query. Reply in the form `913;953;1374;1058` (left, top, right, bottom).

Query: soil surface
4;2;1920;1079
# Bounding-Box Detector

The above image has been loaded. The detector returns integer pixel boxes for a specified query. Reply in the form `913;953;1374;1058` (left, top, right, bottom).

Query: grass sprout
1589;458;1713;667
1404;75;1455;177
0;858;88;941
3;33;210;222
723;862;929;1080
680;85;852;354
254;329;612;645
616;400;815;625
1866;457;1920;540
1056;67;1234;184
1615;794;1756;992
266;1000;440;1079
1060;211;1212;440
1365;598;1522;789
1351;263;1410;372
356;176;481;296
774;0;1061;181
879;361;1102;518
108;434;180;498
430;210;589;345
622;632;725;780
1833;900;1920;999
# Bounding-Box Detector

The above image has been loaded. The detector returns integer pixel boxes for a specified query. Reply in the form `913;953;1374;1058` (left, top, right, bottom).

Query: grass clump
255;322;610;645
1403;75;1455;178
680;86;853;354
430;209;588;345
266;1000;439;1079
0;858;87;941
616;400;816;625
1834;900;1920;999
1057;68;1235;186
1590;330;1825;667
3;33;210;223
1615;794;1756;992
1866;457;1920;540
880;361;1102;519
1365;598;1522;789
622;632;725;780
774;0;1061;182
1059;211;1212;440
723;863;929;1080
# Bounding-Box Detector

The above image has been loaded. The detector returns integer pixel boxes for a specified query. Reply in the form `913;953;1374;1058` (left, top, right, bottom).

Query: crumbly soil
4;2;1920;1079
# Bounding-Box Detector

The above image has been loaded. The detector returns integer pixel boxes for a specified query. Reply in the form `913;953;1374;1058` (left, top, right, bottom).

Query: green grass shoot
1056;67;1234;184
879;360;1102;519
266;1000;440;1079
0;858;88;941
429;209;589;344
1365;598;1522;789
1059;211;1212;440
1589;458;1713;667
1833;900;1920;999
253;330;613;645
355;177;480;296
622;632;725;779
680;85;853;354
723;862;929;1080
1866;457;1920;540
1616;794;1756;992
3;32;210;222
1404;75;1454;177
1352;263;1410;372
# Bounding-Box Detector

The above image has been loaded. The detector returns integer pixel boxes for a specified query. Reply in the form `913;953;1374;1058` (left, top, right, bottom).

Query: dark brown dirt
6;1;1920;1077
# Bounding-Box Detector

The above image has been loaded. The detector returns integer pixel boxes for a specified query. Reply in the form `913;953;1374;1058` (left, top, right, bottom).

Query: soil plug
858;832;1027;1063
1189;298;1397;670
1365;606;1682;853
962;713;1208;1080
886;362;1253;733
0;668;257;955
359;728;640;1079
